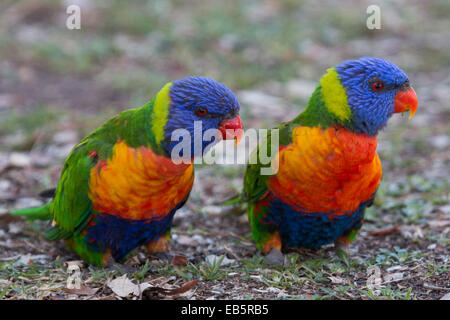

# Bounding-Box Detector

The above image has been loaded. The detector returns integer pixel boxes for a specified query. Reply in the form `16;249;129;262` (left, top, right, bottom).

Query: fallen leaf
143;279;199;297
369;225;399;236
65;260;84;268
328;276;346;284
64;286;99;296
170;254;188;266
383;272;404;283
205;255;235;266
176;235;198;246
107;275;151;298
14;254;48;265
386;265;406;272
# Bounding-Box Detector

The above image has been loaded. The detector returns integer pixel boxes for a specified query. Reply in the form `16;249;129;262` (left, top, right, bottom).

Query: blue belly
85;210;176;261
265;194;369;248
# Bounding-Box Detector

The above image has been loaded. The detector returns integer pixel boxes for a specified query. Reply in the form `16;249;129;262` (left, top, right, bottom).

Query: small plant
134;259;152;281
373;247;422;266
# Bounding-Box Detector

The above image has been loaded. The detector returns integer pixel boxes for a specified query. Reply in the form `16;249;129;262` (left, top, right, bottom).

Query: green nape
151;82;173;147
80;82;173;158
293;68;352;130
85;98;157;157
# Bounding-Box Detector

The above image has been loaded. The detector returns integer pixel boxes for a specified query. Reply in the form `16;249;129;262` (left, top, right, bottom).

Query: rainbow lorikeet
11;76;243;267
243;57;418;262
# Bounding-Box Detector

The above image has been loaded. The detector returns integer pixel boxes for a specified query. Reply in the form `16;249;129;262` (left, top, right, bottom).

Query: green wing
47;135;115;240
243;121;296;203
243;121;297;249
47;100;159;239
47;141;94;239
46;102;157;240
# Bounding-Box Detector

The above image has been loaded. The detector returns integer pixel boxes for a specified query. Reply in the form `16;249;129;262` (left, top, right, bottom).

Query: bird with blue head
243;57;418;264
164;76;243;159
11;76;243;266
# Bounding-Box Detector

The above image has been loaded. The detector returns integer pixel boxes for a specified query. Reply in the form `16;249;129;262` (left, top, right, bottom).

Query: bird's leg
334;236;350;255
261;232;285;266
249;202;284;266
335;226;361;255
102;250;115;266
146;231;171;253
261;232;282;255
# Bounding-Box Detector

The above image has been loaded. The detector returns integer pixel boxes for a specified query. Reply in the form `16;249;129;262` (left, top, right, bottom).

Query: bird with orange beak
243;57;418;263
11;76;243;266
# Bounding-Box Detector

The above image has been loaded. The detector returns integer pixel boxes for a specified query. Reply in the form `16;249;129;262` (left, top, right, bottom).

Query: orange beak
394;86;418;119
219;116;243;146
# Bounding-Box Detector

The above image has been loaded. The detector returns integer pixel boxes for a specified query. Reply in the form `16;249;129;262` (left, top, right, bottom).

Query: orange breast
88;141;194;220
267;126;382;215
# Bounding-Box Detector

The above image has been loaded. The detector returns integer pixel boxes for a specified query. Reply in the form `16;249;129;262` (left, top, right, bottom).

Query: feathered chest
88;141;194;220
267;126;382;215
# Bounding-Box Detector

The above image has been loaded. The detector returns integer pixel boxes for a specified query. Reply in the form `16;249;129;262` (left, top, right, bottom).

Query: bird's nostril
399;81;410;91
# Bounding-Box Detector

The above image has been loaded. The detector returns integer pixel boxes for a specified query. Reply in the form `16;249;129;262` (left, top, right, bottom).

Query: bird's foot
146;235;170;254
264;248;285;266
334;236;350;255
107;262;137;274
261;233;284;266
148;252;177;264
261;233;282;255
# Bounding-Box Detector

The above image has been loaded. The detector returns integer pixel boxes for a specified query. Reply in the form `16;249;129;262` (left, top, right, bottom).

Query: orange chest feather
88;141;194;220
268;126;382;215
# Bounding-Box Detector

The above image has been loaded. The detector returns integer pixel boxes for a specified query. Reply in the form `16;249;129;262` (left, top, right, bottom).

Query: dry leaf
170;254;188;266
205;255;235;266
383;272;404;283
369;225;399;236
143;279;199;296
65;260;84;268
328;276;345;284
64;286;99;296
107;275;151;297
14;254;48;265
176;235;199;246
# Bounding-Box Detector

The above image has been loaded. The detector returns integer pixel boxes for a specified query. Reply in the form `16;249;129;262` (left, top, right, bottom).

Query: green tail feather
10;203;52;221
217;194;247;216
220;193;243;206
45;226;71;241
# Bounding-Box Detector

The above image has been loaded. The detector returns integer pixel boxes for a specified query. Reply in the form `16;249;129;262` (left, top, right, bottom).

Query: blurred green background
0;0;449;300
0;0;448;199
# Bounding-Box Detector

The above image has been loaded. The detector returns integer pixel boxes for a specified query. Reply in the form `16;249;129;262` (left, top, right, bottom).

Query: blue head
156;76;242;158
318;57;417;136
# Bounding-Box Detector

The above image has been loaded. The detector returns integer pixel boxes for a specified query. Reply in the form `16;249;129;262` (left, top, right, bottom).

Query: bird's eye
195;107;208;116
372;81;384;91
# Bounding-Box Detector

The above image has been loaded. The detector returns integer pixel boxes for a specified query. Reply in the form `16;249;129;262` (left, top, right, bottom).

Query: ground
0;0;449;300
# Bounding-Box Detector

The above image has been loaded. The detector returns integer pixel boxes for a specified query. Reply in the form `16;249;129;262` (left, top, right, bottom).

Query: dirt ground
0;0;449;300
